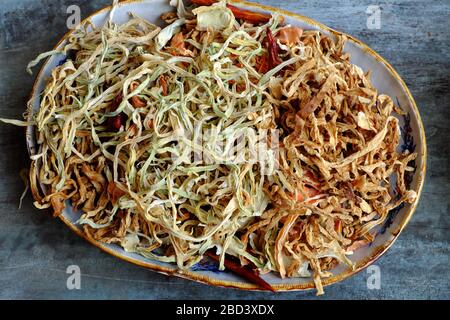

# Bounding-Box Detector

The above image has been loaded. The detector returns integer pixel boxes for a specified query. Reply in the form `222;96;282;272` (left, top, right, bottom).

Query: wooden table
0;0;448;299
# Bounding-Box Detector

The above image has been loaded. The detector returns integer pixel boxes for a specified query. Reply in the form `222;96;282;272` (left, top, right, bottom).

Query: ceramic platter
27;0;427;291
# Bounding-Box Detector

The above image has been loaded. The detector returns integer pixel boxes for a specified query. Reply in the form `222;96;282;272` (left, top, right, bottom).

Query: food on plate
2;0;417;294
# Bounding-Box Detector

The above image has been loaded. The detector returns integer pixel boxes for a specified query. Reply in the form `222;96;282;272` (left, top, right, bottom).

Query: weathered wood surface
0;0;448;299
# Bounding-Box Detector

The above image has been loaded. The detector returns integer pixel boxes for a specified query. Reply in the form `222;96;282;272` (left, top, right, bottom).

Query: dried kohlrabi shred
1;0;417;295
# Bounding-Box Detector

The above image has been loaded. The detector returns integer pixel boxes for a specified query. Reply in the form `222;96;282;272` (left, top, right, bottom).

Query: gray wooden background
0;0;449;300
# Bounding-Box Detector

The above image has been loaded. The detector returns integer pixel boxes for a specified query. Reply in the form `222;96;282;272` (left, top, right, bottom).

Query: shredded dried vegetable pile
3;0;418;294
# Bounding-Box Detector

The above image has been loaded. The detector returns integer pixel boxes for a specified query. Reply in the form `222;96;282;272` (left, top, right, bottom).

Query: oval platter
26;0;427;292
